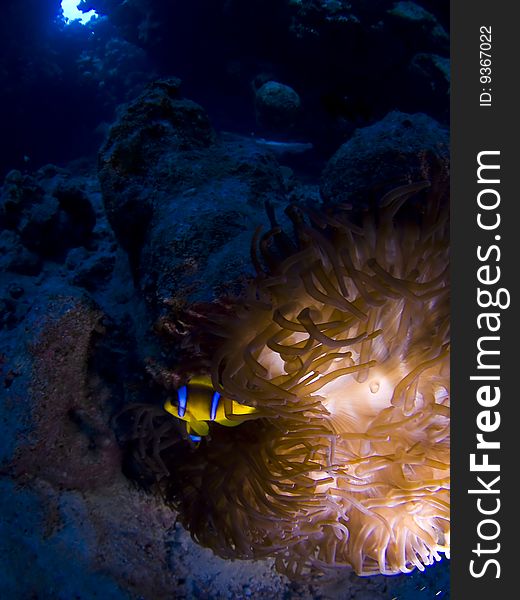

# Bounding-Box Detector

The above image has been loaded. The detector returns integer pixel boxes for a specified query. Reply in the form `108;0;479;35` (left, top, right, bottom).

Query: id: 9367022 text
480;26;492;107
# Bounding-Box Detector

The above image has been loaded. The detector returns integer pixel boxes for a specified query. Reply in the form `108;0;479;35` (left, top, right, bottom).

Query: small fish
164;375;258;440
253;138;314;155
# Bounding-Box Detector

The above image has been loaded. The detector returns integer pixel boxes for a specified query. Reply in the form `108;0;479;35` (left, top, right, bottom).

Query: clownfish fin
187;419;210;437
230;400;257;416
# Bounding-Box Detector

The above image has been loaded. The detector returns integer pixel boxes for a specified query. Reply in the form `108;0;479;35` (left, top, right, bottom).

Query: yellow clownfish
164;375;258;442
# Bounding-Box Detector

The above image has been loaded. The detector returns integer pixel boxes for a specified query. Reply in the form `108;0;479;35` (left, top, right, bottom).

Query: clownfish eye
177;385;188;417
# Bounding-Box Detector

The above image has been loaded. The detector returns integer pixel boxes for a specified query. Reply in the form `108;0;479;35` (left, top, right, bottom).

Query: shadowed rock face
98;78;288;313
321;111;449;207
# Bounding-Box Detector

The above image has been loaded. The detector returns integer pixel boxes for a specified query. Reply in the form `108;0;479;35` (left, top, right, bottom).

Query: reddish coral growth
13;298;121;491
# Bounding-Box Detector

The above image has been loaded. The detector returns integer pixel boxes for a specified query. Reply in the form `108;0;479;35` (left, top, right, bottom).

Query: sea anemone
156;178;450;578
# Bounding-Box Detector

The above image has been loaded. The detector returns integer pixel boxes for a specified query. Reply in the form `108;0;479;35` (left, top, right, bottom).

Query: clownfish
164;375;258;442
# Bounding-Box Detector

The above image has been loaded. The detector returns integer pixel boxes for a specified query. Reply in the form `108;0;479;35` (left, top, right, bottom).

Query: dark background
0;0;449;179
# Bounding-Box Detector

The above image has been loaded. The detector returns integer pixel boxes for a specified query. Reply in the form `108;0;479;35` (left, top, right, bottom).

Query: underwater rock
389;1;439;23
0;281;28;330
11;297;121;491
7;283;24;299
0;169;97;261
386;3;449;69
99;77;286;311
255;80;302;132
0;296;17;330
388;1;449;46
411;52;450;86
320;110;449;205
98;77;214;265
0;230;42;276
0;163;124;322
71;253;116;292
